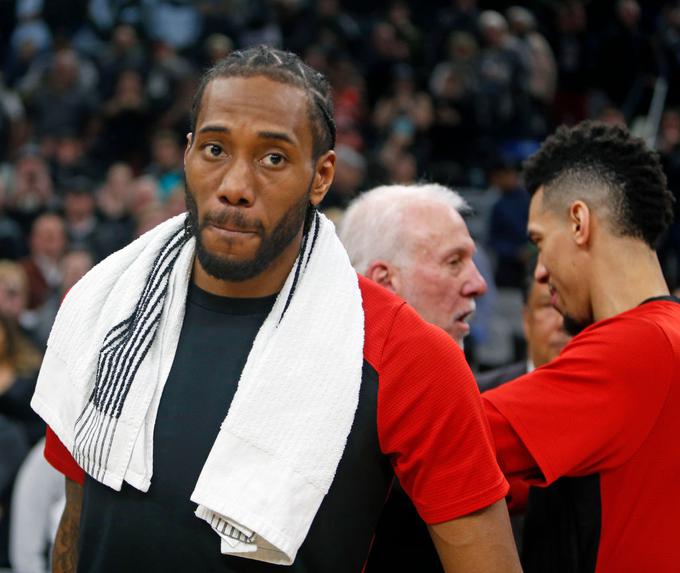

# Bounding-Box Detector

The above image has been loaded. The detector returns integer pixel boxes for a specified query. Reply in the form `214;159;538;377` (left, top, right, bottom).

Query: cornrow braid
523;120;674;248
191;45;336;159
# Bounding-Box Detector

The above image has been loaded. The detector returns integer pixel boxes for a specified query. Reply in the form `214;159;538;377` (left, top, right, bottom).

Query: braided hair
523;121;674;248
190;45;336;160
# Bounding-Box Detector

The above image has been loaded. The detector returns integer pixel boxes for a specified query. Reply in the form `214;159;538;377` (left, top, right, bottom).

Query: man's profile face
184;76;329;284
395;204;487;347
523;280;571;367
528;188;591;335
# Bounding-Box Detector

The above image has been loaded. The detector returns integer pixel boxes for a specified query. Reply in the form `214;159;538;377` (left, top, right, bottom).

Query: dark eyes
207;144;223;157
201;146;286;167
261;153;286;167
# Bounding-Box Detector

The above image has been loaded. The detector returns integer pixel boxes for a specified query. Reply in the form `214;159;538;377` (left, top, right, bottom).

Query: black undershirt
78;282;391;572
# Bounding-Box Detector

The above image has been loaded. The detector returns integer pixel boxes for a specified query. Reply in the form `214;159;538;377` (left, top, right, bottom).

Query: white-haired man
339;183;487;348
340;183;490;571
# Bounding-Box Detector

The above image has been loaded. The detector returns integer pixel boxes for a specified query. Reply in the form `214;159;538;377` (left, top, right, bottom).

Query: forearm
52;478;82;573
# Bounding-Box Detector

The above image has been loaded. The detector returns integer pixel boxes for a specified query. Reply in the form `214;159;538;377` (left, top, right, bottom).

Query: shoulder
358;275;461;372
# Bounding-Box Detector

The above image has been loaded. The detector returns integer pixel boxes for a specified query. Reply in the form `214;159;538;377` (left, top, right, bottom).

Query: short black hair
190;45;336;160
523;121;674;247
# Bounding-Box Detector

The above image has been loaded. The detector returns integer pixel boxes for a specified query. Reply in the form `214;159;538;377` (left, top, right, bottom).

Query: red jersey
484;299;680;573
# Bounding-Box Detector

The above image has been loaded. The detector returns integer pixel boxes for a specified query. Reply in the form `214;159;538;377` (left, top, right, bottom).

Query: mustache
201;209;264;234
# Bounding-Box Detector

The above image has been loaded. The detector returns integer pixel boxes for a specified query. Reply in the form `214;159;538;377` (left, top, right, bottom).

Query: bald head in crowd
339;183;487;347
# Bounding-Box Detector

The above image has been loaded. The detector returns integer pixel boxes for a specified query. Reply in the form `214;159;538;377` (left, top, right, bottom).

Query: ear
184;133;193;167
309;150;336;207
569;200;591;247
365;260;401;293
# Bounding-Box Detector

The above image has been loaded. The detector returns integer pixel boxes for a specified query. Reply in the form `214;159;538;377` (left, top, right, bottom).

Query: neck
591;238;669;321
192;230;303;298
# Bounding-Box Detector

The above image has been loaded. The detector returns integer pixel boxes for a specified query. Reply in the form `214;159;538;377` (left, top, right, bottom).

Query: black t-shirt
77;282;391;572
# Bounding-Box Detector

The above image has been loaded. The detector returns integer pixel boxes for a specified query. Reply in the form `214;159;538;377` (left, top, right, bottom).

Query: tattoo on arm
52;478;83;573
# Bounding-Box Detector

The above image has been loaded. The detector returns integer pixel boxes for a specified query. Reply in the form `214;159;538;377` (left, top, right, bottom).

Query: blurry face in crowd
0;270;27;320
61;251;94;292
528;188;591;335
393;203;487;347
183;75;335;296
523;279;571;368
30;215;66;261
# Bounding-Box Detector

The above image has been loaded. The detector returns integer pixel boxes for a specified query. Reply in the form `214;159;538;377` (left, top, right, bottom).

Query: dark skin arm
428;499;522;572
52;477;82;573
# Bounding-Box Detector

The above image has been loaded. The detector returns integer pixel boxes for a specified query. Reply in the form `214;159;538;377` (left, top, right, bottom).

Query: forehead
196;76;313;147
406;203;473;252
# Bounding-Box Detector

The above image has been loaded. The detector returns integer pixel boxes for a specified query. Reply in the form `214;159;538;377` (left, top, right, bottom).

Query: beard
184;180;312;282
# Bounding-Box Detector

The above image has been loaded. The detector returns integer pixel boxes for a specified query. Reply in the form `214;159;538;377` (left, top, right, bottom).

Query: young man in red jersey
484;121;680;572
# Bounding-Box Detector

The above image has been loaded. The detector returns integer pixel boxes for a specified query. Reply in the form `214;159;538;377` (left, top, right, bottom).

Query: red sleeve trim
45;426;85;485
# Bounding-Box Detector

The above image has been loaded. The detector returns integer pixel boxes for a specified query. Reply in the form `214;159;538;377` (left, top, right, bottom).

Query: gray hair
338;183;469;274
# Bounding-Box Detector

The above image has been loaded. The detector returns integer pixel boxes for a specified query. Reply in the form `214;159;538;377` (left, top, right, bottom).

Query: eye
203;144;223;158
261;153;286;167
448;257;462;267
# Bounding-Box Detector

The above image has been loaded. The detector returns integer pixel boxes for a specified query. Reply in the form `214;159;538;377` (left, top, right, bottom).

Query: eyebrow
196;125;295;145
257;130;295;145
198;125;230;135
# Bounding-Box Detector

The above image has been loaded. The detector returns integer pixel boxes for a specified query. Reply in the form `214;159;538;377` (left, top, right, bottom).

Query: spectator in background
596;0;657;119
506;6;556;138
0;313;43;447
364;21;410;106
429;32;478;183
487;160;530;289
19;213;65;312
0;73;27;162
96;68;151;169
146;130;184;201
0;262;30;331
431;0;480;64
657;108;680;290
5;146;56;237
96;162;134;229
551;1;594;126
95;24;147;101
62;177;130;262
202;33;233;68
28;247;94;349
475;10;531;148
0;176;26;261
21;48;97;143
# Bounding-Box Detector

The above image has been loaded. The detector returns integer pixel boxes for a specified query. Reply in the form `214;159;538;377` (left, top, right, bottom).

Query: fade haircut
339;183;469;274
190;45;336;160
523;121;674;248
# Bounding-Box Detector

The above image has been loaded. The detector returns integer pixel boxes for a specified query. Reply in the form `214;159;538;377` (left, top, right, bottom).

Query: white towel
31;211;364;565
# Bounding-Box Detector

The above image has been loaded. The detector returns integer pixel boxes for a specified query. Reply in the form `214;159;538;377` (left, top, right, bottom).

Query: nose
462;261;488;298
534;259;549;284
216;157;255;207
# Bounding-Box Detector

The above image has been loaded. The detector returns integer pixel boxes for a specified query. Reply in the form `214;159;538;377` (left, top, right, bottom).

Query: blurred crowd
2;0;680;570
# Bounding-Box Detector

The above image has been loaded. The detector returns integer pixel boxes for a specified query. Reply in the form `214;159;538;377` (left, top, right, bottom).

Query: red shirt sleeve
375;302;508;524
484;401;540;513
45;426;85;485
484;312;673;486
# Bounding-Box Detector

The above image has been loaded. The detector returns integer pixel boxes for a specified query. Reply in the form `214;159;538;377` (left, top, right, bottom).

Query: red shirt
484;300;680;572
